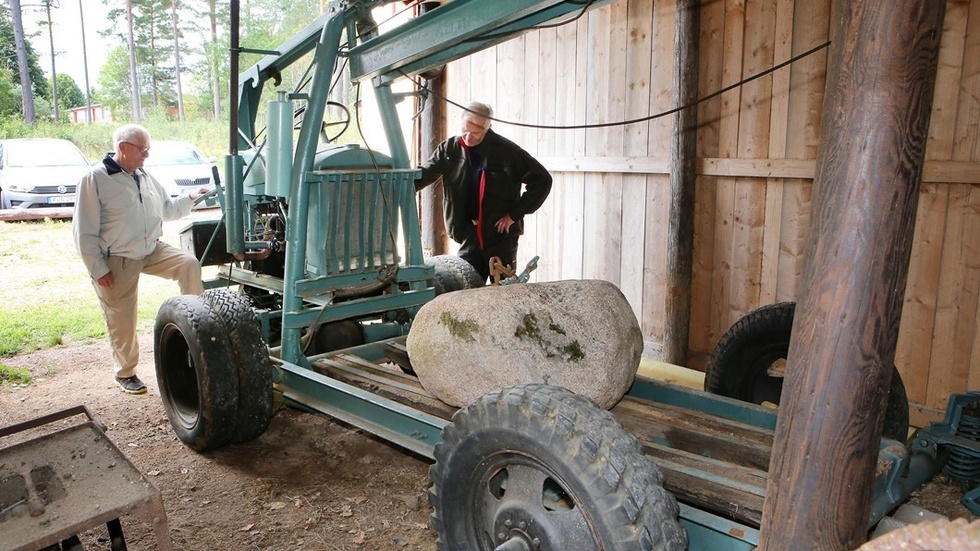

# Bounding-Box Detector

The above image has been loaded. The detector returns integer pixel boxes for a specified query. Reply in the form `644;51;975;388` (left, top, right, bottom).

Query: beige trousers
93;241;204;378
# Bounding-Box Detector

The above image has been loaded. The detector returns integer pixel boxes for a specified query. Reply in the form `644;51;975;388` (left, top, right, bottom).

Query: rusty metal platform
0;406;172;551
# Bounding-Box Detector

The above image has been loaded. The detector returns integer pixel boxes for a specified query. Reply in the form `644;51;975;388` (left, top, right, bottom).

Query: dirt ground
0;336;435;550
1;336;976;551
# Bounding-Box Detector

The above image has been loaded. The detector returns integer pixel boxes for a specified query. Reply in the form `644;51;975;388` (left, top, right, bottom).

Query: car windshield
6;141;88;167
146;142;209;166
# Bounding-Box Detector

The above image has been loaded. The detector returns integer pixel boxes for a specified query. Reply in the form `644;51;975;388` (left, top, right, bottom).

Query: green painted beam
278;360;446;459
348;0;613;82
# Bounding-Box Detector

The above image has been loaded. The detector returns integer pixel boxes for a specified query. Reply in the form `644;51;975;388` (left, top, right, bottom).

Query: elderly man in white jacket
73;124;207;395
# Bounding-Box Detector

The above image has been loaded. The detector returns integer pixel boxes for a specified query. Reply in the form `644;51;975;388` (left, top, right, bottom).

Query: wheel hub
492;505;566;550
492;515;538;551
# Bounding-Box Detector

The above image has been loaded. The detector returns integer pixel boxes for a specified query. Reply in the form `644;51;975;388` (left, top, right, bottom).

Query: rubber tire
704;301;911;442
201;289;274;444
154;295;239;452
430;254;484;295
429;385;688;551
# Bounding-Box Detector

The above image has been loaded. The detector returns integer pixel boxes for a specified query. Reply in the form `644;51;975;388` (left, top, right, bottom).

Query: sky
21;1;111;93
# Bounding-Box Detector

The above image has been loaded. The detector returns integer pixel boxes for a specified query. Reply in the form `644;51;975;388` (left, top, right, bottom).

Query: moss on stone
515;313;541;340
514;313;584;362
439;312;479;342
561;340;585;361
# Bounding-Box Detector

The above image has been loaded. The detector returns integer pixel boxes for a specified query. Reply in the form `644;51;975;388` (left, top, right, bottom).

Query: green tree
95;45;131;116
0;5;50;105
103;0;180;115
187;0;227;119
0;65;19;117
53;72;83;110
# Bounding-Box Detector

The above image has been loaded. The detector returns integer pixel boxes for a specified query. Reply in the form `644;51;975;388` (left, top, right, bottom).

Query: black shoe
115;375;147;395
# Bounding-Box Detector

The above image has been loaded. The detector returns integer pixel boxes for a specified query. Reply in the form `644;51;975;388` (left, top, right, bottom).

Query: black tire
154;295;239;452
430;254;484;295
704;301;910;442
202;289;274;444
429;385;687;551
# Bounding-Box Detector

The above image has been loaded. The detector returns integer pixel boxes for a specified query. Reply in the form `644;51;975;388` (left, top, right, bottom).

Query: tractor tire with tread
704;301;910;442
429;384;687;551
154;295;240;452
201;289;274;444
430;254;484;295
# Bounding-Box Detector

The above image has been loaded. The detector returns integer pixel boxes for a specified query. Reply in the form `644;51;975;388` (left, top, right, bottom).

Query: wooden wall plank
953;0;980;161
925;184;978;410
641;0;677;342
708;0;746;349
760;0;794;304
493;35;531;274
775;0;829;301
925;0;969;162
689;0;727;359
580;6;605;280
469;47;497;112
608;0;629;286
518;28;556;278
555;16;591;280
729;0;775;325
896;184;949;406
518;31;540;272
582;4;626;284
495;36;526;153
971;186;980;392
621;0;656;320
650;0;678;150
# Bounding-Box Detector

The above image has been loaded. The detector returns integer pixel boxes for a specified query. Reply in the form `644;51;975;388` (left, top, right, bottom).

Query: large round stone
406;279;642;409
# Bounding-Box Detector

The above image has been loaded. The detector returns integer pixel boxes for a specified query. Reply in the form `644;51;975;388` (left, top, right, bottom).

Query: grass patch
0;303;107;355
0;363;32;386
0;217;211;357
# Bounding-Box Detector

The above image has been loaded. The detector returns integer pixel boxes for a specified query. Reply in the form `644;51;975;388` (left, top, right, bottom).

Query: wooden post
758;2;945;550
418;2;449;256
662;0;699;366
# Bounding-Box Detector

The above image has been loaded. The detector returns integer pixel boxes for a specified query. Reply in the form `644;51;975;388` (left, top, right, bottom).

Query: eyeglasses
122;141;150;155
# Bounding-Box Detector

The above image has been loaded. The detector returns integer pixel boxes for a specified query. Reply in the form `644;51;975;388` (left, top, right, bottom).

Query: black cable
404;40;831;131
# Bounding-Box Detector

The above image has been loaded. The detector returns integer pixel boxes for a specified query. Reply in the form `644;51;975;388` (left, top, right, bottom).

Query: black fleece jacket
416;129;552;245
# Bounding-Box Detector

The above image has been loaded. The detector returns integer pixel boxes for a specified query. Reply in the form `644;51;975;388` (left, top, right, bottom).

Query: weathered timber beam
0;208;74;222
757;2;946;549
662;0;700;365
417;3;449;256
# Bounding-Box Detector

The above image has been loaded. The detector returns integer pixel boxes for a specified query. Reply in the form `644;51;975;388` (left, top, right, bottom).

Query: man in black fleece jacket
417;102;552;282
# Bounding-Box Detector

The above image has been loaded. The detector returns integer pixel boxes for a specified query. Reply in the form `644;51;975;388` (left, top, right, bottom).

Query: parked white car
144;140;217;199
0;138;91;209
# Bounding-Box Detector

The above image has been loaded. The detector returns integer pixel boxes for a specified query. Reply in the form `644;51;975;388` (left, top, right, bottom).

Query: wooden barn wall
440;0;980;426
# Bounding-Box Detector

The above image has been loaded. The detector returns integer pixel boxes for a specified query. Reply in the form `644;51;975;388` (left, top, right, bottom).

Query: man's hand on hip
495;214;515;234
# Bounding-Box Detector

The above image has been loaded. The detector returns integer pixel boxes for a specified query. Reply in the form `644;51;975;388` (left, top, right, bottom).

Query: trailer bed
305;340;773;528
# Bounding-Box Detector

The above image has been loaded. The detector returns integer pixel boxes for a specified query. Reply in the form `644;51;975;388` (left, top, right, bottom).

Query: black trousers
457;225;519;283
